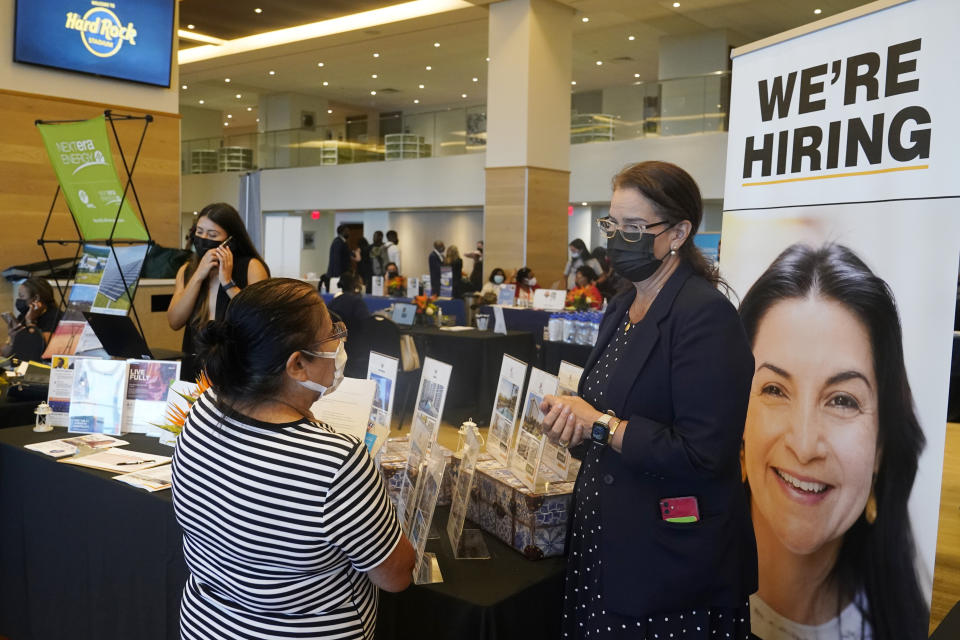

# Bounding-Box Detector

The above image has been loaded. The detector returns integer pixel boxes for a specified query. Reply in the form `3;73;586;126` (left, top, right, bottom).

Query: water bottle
548;313;563;342
562;312;575;344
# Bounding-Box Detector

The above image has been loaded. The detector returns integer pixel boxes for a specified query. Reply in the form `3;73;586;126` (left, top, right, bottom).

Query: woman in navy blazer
542;161;757;639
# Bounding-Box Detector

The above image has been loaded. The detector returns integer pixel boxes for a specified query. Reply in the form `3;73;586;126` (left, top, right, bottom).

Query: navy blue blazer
428;250;443;296
572;261;758;615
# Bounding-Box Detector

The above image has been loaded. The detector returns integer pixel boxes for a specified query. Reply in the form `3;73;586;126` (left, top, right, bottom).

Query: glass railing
182;72;729;174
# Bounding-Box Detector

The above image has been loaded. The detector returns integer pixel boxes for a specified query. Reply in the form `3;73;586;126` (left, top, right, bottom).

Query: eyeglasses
597;217;669;243
302;321;347;358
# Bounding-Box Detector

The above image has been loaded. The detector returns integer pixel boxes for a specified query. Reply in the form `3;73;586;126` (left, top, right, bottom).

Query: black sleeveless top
181;254;254;357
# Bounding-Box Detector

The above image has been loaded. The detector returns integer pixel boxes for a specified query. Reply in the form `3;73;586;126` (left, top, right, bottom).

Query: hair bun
199;320;235;346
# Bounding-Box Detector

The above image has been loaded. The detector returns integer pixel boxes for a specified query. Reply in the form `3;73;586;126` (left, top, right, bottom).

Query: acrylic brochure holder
446;420;490;560
486;354;528;467
410;448;447;585
510;367;563;492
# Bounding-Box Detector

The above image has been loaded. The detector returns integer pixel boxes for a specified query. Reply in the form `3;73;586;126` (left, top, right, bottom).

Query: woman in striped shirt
172;278;414;639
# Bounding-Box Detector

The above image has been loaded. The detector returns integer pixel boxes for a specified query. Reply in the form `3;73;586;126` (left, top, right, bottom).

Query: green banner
36;115;148;241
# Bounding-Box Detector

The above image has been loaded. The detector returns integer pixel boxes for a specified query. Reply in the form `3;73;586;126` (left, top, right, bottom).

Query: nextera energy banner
721;0;959;636
37;115;148;241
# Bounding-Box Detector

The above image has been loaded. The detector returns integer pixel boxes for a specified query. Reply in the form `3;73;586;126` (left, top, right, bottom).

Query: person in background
428;240;445;296
384;230;401;273
513;266;539;306
540;161;756;639
172;278;414;640
384;262;400;281
168;202;269;380
444;245;467;298
356;236;373;293
479;267;507;303
327;272;371;345
326;225;352;282
566;265;603;310
369;231;387;279
1;277;59;361
466;240;484;291
592;246;629;301
564;238;603;289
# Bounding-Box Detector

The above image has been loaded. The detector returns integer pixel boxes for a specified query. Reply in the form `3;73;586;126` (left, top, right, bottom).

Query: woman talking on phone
168;203;269;378
541;162;757;638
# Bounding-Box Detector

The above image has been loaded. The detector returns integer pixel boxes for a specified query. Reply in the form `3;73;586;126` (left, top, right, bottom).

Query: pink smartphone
659;496;700;523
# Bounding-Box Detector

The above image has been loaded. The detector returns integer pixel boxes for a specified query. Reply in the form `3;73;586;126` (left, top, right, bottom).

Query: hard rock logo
65;3;138;59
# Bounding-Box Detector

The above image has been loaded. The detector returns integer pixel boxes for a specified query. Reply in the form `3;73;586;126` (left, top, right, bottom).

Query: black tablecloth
404;327;536;425
0;399;43;429
0;426;565;640
477;306;552;337
0;426;186;640
541;340;593;374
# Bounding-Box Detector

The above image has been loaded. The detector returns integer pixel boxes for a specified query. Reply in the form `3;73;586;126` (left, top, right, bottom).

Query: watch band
222;280;239;291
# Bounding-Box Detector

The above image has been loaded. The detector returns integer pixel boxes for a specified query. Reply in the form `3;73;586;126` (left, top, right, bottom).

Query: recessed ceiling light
581;17;589;23
372;74;378;79
256;118;260;122
322;81;329;86
224;78;231;83
254;7;262;14
317;62;324;67
227;114;233;119
246;107;252;111
595;60;603;66
373;52;380;58
419;83;425;89
235;93;242;98
634;73;640;78
672;1;680;6
268;70;275;75
814;8;822;14
461;93;467;98
198;99;205;104
581;202;588;206
187;24;195;30
425;65;432;70
485;57;490;62
181;84;187;90
370;90;377;95
414;99;420;104
434;42;440;47
327;109;333;114
472;77;478;82
224;122;229;126
571;80;577;85
628;35;635;41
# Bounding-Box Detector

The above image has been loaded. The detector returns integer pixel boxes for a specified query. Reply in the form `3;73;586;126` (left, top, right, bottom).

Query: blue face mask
493;275;504;284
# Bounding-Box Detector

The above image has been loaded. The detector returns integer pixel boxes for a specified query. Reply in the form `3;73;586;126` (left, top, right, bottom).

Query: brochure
310;377;376;441
89;243;149;316
371;275;384;297
511;367;559;491
487;354;528;467
532;288;566;311
406;277;419;299
113;464;172;492
542;361;586;480
25;433;128;458
496;284;516;306
439;266;453;297
60;448;170;473
366;352;399;457
47;354;95;427
123;360;181;434
68;358;129;435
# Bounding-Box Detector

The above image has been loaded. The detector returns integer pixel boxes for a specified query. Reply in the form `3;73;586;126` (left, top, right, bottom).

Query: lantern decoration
33;402;53;433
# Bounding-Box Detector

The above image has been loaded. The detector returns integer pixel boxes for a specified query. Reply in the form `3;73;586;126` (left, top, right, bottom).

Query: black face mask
386;271;399;279
607;226;673;283
15;299;29;315
193;236;220;258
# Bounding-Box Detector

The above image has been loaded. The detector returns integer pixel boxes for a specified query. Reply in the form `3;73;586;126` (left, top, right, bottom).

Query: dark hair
336;224;349;236
488;267;506;283
372;231;384;246
739;243;927;640
197;278;327;403
386;230;398;243
516;267;533;284
385;262;399;274
184;203;268;329
21;277;55;308
576;265;598;283
569;238;589;259
338;272;360;293
613;161;721;288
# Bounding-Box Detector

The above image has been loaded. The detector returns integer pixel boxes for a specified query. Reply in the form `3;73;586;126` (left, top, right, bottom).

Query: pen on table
116;460;155;466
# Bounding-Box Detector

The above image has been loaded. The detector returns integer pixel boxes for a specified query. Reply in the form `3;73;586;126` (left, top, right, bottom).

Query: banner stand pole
33;111;155;354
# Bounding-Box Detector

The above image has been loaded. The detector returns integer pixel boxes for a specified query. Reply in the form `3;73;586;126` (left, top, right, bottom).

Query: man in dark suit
326;225;352;282
428;240;445;296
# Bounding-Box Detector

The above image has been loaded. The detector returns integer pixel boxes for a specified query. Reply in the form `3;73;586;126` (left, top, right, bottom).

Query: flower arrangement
414;294;440;317
387;276;407;297
565;286;602;311
152;371;211;437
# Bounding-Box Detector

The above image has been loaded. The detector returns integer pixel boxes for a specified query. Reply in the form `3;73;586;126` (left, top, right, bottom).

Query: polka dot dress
561;312;751;639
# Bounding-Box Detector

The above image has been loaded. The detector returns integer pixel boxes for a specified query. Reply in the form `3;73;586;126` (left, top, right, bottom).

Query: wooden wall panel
0;89;180;332
527;166;570;288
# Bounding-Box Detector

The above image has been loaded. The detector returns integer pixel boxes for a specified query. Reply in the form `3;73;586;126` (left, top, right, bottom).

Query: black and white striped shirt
172;391;402;639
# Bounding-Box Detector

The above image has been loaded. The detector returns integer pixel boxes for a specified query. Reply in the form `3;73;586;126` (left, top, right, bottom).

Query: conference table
322;293;468;326
0;426;565;640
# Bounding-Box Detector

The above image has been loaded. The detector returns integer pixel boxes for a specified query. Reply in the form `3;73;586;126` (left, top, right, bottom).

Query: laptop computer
82;312;157;359
391;302;417;327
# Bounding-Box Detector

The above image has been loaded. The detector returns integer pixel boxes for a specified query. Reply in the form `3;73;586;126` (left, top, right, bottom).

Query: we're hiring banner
37;115;148;241
721;0;959;636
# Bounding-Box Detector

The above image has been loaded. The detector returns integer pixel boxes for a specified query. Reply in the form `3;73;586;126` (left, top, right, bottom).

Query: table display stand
411;449;447;585
34;110;154;350
511;368;560;492
447;421;490;560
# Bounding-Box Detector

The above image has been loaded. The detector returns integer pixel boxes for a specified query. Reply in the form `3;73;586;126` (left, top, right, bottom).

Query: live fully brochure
68;358;129;435
123;360;181;434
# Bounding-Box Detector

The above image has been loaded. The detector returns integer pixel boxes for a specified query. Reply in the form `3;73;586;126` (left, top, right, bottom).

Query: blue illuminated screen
14;0;175;88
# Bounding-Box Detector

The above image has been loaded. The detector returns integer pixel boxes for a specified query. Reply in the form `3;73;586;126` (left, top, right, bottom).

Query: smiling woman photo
739;243;927;640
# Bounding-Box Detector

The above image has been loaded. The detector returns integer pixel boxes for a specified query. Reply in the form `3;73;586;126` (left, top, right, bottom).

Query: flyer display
486;354;527;467
410;448;447;585
47;354;96;427
496;284;516;306
541;361;584;480
366;352;399;457
371;275;384;297
406;277;419;299
396;357;452;533
68;358;129;435
89;244;149;316
511;368;559;491
532;289;565;311
122;360;181;434
446;422;489;559
723;0;960;633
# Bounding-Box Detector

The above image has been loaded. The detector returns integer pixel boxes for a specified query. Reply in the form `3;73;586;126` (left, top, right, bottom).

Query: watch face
591;423;609;444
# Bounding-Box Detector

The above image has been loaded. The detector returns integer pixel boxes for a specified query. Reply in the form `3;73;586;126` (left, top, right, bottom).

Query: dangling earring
865;489;877;524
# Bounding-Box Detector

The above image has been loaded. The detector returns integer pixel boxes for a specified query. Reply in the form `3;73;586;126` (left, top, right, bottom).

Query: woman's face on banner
744;295;879;555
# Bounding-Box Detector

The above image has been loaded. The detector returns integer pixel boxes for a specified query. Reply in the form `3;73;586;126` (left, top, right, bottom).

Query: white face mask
299;341;347;396
527;277;537;287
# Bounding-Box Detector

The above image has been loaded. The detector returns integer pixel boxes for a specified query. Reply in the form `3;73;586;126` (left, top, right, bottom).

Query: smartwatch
222;280;239;291
590;412;614;446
